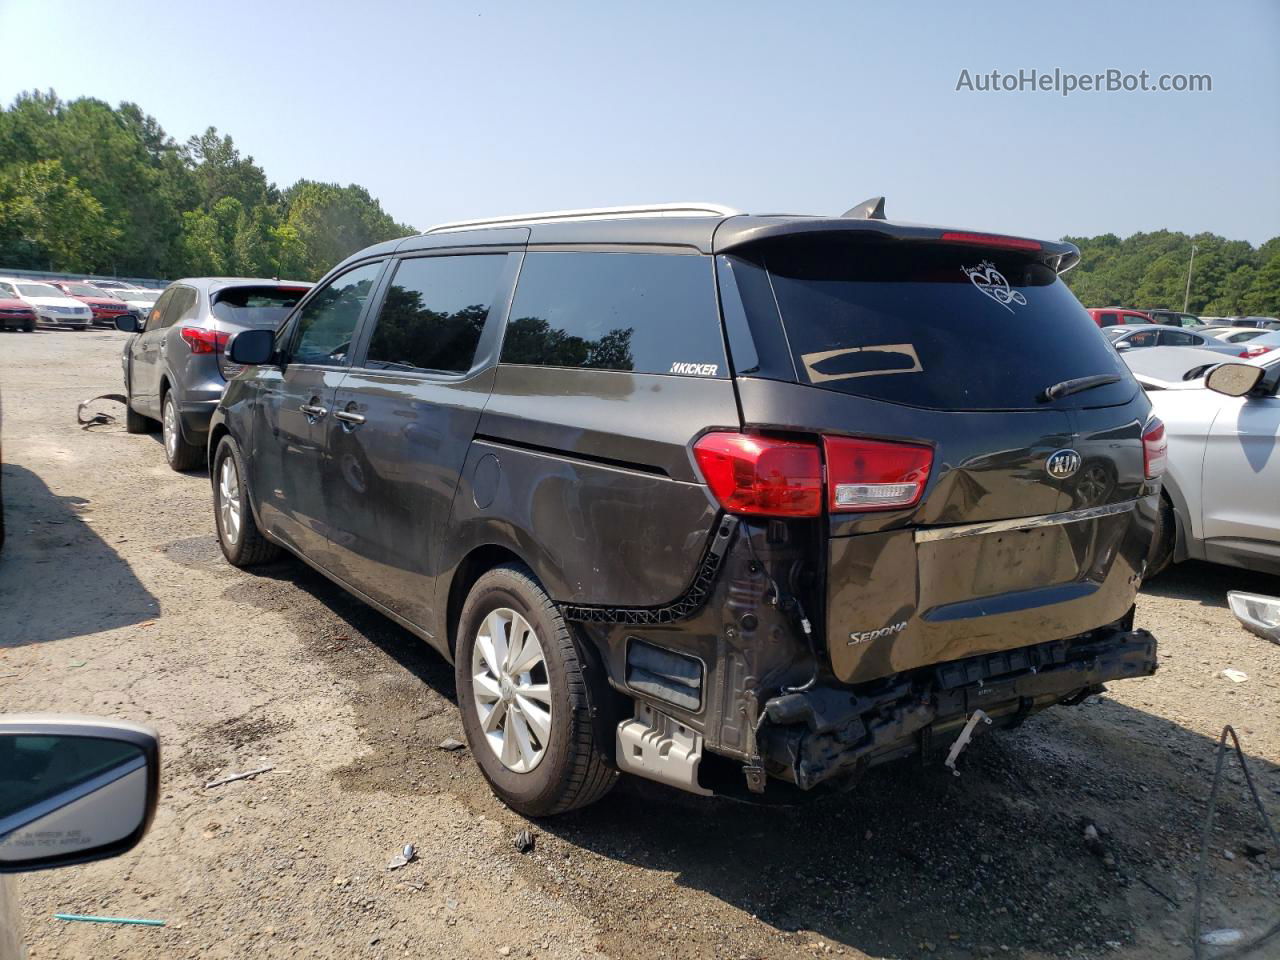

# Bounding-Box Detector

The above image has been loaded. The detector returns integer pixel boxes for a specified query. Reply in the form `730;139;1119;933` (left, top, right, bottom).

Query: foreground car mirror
1205;362;1264;397
228;328;275;365
1114;340;1131;351
0;716;159;874
114;314;139;333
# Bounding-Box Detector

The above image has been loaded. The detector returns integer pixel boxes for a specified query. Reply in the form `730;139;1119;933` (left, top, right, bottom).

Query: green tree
0;159;118;271
282;180;412;279
1241;253;1280;315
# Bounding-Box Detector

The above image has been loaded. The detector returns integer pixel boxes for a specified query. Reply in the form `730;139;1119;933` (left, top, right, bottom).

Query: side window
500;252;725;376
291;261;383;366
162;287;198;328
364;254;507;374
146;289;175;330
0;282;16;298
1159;330;1195;346
1100;312;1119;326
1129;331;1158;347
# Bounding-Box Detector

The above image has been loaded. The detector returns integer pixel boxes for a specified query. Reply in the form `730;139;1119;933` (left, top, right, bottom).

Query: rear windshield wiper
1039;374;1122;402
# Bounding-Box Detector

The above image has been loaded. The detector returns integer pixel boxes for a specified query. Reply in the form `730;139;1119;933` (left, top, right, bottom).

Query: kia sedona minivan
208;201;1162;816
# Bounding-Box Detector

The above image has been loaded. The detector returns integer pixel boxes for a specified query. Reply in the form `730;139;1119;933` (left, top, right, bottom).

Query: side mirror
0;716;159;874
1114;340;1131;351
114;314;140;334
228;328;275;365
1205;362;1264;397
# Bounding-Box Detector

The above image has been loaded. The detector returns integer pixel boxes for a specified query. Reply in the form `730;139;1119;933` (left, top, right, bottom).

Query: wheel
23;323;34;333
455;564;617;817
161;392;203;471
124;379;153;434
1146;494;1177;578
212;435;279;567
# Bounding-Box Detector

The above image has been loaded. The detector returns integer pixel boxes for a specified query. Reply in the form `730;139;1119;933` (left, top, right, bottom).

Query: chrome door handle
300;403;328;422
334;410;366;426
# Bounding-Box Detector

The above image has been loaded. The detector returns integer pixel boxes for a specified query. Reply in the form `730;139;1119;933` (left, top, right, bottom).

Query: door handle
300;403;328;422
335;410;366;427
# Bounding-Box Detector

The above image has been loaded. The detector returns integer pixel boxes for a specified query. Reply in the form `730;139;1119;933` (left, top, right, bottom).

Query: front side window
0;282;16;298
500;252;725;376
1126;331;1158;347
291;261;383;366
365;254;507;374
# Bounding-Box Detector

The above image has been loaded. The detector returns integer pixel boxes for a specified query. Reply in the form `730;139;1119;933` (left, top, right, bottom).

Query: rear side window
1099;312;1119;326
211;286;309;330
500;252;725;376
726;239;1130;410
1159;330;1196;346
157;286;197;329
365;254;506;374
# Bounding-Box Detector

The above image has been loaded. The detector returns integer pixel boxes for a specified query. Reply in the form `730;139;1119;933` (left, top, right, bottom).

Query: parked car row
1088;306;1280;332
0;276;165;332
107;201;1180;817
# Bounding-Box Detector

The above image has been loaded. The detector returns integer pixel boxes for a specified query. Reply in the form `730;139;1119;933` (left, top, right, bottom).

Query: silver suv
116;278;311;470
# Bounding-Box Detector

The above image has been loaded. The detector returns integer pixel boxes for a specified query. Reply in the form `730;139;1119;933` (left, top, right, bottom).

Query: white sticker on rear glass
962;260;1027;313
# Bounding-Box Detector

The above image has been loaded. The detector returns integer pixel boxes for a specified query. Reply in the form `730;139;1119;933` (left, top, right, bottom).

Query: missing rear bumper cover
757;627;1157;791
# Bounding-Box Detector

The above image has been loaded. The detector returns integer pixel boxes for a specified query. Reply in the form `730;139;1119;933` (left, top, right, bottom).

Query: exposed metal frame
422;202;743;235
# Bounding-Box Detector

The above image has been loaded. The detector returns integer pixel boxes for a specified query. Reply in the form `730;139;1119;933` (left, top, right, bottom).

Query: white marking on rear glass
962;260;1028;313
798;343;923;384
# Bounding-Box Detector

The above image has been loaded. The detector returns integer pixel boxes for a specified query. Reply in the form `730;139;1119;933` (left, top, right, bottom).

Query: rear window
500;252;725;376
725;238;1131;410
211;286;310;329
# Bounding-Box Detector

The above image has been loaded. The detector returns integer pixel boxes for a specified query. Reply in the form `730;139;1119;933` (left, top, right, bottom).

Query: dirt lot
1;328;1278;960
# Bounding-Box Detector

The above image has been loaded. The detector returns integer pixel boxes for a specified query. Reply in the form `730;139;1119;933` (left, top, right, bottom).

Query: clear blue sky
4;0;1277;243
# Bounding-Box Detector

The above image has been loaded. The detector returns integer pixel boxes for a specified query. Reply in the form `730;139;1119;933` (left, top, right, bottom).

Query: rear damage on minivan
587;219;1161;797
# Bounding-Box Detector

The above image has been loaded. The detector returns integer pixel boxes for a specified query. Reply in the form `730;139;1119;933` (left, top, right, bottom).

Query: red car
0;281;37;332
52;281;132;328
1087;307;1152;327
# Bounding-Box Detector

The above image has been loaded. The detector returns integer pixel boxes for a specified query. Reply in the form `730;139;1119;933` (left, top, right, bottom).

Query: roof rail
421;202;743;235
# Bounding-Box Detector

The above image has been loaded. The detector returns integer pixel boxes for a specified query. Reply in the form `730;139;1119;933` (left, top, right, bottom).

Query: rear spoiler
713;217;1081;274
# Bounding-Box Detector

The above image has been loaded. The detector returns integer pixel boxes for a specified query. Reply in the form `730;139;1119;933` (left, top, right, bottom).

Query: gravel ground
1;328;1278;960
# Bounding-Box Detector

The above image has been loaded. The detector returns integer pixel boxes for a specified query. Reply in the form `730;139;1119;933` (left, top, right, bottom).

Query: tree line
0;91;413;281
1061;230;1279;316
1;90;1277;316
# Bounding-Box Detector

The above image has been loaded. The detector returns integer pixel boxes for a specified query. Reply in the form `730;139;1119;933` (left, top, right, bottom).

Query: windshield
726;238;1132;410
64;283;105;296
211;286;309;329
17;283;63;297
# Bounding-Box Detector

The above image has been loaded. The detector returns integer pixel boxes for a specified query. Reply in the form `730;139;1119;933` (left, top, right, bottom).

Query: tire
1146;494;1177;578
161;392;203;471
455;564;617;817
212;435;279;567
24;323;34;333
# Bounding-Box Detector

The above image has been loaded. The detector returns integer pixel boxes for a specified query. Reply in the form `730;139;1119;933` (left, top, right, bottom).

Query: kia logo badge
1046;449;1082;480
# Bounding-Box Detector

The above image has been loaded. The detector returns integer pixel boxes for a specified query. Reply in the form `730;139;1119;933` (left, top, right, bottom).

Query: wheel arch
1158;471;1194;562
443;543;530;661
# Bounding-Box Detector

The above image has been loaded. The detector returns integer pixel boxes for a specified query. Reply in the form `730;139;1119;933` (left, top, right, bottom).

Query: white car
1205;326;1271;345
110;287;162;321
1141;349;1280;576
0;277;92;330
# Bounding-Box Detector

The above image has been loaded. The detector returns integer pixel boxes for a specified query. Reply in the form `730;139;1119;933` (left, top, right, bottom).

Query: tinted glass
501;252;725;376
163;286;199;327
1159;330;1196;346
211;286;310;330
1125;330;1158;347
292;261;382;366
1100;312;1119;326
365;255;506;374
729;238;1131;410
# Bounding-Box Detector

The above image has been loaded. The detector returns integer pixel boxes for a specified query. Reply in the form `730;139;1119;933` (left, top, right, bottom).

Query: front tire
162;392;203;471
455;564;616;816
212;435;279;567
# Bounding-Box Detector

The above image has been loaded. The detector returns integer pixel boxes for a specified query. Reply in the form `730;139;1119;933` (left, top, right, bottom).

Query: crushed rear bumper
757;626;1157;790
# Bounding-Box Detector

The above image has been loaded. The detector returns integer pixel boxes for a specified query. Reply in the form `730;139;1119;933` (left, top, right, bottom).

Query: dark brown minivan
207;200;1162;816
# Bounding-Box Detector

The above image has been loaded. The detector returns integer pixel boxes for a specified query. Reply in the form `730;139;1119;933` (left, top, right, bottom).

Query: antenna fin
842;196;886;220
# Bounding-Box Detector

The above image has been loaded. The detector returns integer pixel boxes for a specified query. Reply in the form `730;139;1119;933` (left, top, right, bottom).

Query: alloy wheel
218;457;242;545
471;607;553;773
163;399;178;460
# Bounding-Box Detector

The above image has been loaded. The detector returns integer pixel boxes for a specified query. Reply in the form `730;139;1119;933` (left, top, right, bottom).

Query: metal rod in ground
54;914;165;926
204;765;274;789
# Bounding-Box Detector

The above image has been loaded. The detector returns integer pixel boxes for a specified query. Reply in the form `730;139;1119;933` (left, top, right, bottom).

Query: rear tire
162;392;203;471
212;435;279;567
455;564;616;816
1146;494;1177;578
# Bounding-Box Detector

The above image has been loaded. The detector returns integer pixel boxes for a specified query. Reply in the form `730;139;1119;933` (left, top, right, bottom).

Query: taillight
1240;345;1274;358
692;433;935;517
180;327;229;354
692;433;823;517
824;436;933;512
939;231;1042;252
1142;418;1167;480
